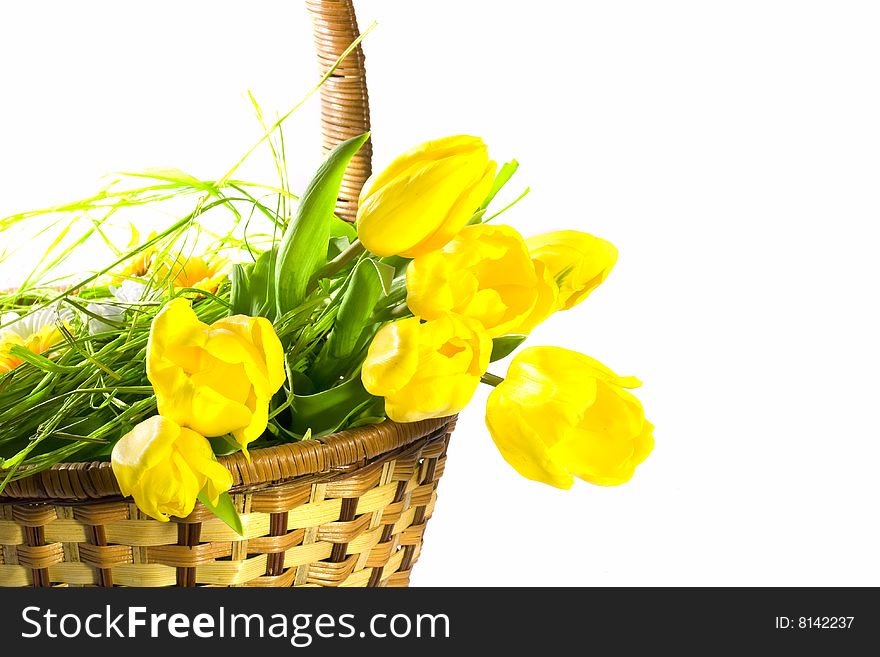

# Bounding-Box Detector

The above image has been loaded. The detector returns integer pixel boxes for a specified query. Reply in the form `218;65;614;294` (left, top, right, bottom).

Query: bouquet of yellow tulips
0;127;653;530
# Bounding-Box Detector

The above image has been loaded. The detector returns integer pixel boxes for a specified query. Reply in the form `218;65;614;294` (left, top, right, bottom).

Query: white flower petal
86;303;125;335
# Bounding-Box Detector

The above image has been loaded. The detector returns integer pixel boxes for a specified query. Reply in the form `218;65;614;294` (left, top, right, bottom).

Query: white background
2;0;879;586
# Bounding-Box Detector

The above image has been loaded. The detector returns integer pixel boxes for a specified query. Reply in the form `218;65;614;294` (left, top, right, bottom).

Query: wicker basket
0;0;456;588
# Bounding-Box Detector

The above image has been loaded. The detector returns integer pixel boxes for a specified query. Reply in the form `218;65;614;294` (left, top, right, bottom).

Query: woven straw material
0;418;453;587
306;0;372;222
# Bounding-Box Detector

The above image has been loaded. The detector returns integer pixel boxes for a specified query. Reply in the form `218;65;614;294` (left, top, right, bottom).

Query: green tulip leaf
327;216;358;259
473;159;531;224
230;247;277;320
289;373;377;437
327;236;351;261
310;259;385;385
490;335;527;362
329;215;358;241
479;159;519;212
338;397;386;429
249;246;278;318
229;264;249;315
208;434;242;456
198;490;244;537
372;260;396;295
348;416;387;429
275;133;370;316
333;260;386;358
290;370;316;396
378;255;411;277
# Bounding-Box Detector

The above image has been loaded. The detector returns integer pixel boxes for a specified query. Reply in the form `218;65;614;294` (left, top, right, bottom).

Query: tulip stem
380;283;407;308
372;300;411;323
311;239;366;285
388;303;411;319
481;373;504;387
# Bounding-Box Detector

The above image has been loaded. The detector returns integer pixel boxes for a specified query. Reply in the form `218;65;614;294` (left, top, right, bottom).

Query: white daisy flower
86;279;160;334
0;304;74;373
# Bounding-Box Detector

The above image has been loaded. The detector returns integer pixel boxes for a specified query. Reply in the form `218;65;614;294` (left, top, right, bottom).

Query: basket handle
306;0;372;222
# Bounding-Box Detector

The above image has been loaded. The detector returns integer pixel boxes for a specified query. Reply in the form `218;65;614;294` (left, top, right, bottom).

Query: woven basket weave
0;0;456;588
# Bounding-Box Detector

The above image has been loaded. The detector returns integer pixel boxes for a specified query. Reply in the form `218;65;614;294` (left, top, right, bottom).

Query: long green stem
374;282;407;313
311;239;365;284
387;303;411;320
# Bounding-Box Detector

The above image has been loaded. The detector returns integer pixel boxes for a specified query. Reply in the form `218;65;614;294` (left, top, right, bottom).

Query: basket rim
0;416;455;502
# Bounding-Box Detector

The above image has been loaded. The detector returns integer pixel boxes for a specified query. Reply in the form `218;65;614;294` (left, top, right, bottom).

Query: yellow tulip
147;298;286;452
486;346;653;488
111;415;233;522
356;135;497;258
526;230;618;310
406;224;557;338
362;314;491;423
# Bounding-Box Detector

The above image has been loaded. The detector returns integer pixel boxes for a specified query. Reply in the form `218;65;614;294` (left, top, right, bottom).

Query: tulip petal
358;158;487;257
146;299;285;445
132;466;173;521
147;298;207;354
251;317;287;393
189;385;253;438
357;136;495;258
169;450;203;516
112;416;182;474
485;346;652;488
404;256;459;316
363;313;490;423
360;135;488;200
204;324;267;367
506;358;599;429
515;260;560;334
413;160;497;256
232;390;270;453
150;365;196;427
555;425;639;481
385;372;480;423
576;380;645;441
485;392;574;489
111;416;231;522
176;427;233;505
362;317;422;396
203;328;272;398
406;224;538;337
526;231;618;310
190;358;251;406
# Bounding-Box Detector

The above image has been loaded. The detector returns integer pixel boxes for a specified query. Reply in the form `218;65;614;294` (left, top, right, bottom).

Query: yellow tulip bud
526;231;618;310
486;346;653;488
111;416;233;522
362;314;491;423
356;135;497;258
146;299;286;452
406;224;557;337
